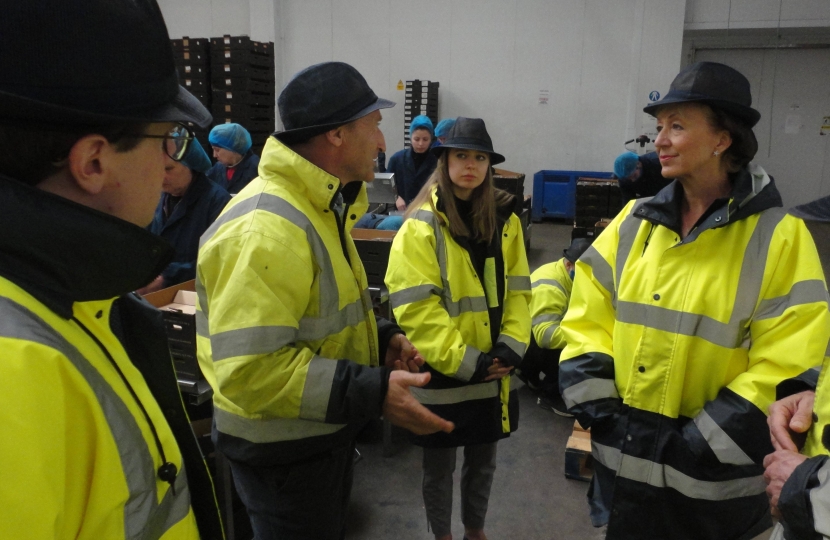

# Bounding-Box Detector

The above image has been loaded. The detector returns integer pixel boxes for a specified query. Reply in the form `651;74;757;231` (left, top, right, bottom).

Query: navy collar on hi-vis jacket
635;165;782;238
0;174;174;318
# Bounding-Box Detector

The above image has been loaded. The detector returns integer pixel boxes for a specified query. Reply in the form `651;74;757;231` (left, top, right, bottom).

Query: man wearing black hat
518;237;591;416
0;1;222;538
196;61;454;540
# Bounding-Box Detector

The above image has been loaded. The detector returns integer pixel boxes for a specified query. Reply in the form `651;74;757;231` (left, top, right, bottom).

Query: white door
693;47;830;208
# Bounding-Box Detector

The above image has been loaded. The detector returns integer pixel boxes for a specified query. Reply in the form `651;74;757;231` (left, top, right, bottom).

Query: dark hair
0;121;148;186
704;106;758;173
405;152;513;242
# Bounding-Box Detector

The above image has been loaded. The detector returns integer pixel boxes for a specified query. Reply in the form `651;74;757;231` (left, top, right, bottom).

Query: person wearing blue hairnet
141;142;231;293
613;150;670;202
387;115;438;211
206;122;261;194
432;118;456;147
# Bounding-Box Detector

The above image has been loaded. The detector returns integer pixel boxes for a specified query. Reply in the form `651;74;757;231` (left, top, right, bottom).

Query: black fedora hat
275;62;395;145
564;238;591;263
643;62;760;127
432;117;505;165
0;0;211;129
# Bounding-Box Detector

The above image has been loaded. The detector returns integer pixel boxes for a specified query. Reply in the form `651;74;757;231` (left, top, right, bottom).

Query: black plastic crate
354;240;393;287
213;118;274;133
211;36;275;57
160;310;202;381
210;48;274;68
176;64;209;79
211;63;274;81
181;78;209;93
212;77;274;93
174;50;209;65
212;89;274;106
171;36;210;55
211;102;274;120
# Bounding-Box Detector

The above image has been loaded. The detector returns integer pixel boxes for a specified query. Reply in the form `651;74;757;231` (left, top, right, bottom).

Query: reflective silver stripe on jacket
562;377;620;408
692;409;754;466
532;278;566;294
754;279;830;322
299;356;338;421
456;345;482;382
197;193;373;361
0;296;191;539
411;381;499;405
592;441;766;501
507;275;531;291
810;460;830;536
409;210;509;319
541;324;560;348
213;407;345;443
614;208;787;348
497;333;527;357
581;245;615;301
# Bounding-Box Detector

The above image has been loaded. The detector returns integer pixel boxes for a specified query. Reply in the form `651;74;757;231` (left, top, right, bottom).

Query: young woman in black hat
385;117;531;540
558;62;830;539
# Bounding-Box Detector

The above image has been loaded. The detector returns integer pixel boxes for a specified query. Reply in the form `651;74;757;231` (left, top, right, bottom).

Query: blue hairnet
180;140;212;173
434;118;456;138
209;123;252;155
614;151;640;179
409;115;434;137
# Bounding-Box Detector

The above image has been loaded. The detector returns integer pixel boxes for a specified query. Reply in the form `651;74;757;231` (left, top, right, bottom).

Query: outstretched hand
383;371;455;435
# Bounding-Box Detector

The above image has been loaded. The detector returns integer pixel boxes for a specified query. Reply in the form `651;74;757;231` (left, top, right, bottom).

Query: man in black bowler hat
0;1;224;538
196;61;455;540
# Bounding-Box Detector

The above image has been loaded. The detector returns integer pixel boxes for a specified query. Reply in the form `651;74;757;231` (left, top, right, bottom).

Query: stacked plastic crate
209;35;276;156
574;177;621;227
404;80;438;147
171;37;212;155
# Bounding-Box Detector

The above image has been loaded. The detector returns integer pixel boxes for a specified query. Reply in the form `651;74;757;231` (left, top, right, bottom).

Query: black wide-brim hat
275;62;395;145
643;61;760;128
0;1;212;129
432;117;505;165
564;238;591;263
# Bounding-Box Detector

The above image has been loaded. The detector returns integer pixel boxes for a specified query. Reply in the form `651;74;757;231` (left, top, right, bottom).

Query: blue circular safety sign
649;91;660;102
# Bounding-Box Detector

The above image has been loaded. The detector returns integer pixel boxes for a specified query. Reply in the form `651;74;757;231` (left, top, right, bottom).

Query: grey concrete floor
345;221;596;540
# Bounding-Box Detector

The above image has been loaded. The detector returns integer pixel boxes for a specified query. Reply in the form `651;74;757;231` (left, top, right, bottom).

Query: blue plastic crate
532;170;612;222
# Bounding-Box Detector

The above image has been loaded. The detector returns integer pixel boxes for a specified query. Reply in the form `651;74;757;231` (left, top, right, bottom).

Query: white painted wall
157;0;275;42
158;0;687;184
685;0;830;30
275;0;687;182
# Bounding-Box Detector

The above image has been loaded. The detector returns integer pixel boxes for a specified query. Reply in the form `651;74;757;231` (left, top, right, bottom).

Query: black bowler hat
275;62;395;145
432;117;505;165
643;62;760;127
0;0;212;128
564;238;591;263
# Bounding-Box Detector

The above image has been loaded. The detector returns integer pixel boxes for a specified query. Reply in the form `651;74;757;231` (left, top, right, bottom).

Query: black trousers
228;442;356;540
518;334;563;399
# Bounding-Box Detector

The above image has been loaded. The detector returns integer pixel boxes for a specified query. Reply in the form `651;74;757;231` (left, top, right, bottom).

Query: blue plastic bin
532;170;613;222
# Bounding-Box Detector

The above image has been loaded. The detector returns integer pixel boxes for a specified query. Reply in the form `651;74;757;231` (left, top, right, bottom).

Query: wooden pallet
564;420;594;482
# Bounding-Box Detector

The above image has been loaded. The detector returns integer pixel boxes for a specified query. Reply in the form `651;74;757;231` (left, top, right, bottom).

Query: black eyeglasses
129;124;193;161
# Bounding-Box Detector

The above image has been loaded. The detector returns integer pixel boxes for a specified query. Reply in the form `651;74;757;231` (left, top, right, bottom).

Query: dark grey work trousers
422;442;499;537
228;442;355;540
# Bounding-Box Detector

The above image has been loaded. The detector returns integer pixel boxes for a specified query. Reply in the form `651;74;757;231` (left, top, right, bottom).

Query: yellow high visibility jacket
197;136;390;464
560;166;830;539
529;258;572;350
385;188;531;447
0;178;221;539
